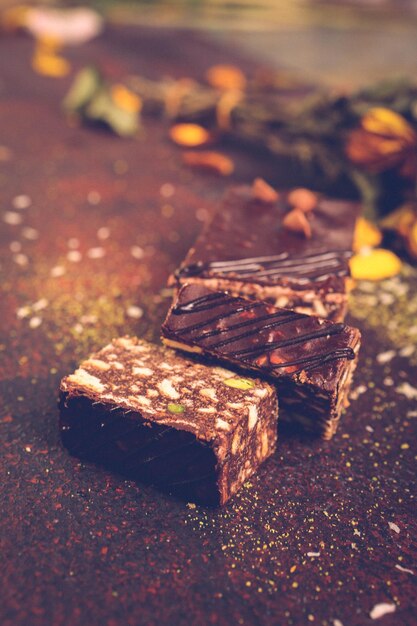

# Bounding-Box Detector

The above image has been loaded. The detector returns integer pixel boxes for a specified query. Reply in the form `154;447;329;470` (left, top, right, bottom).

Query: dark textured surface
1;25;416;626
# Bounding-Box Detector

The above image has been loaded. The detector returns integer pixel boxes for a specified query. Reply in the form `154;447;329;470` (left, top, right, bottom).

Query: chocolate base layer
59;337;278;506
171;186;360;321
161;284;361;438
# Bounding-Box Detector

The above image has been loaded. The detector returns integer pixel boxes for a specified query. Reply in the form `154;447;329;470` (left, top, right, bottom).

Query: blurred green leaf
63;66;102;113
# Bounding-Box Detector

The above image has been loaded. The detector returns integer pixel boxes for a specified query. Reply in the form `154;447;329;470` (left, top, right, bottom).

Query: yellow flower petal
350;248;402;281
362;107;416;143
353;217;382;252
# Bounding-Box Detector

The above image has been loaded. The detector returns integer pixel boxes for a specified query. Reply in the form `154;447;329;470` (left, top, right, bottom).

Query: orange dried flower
182;151;234;176
169;123;211;147
31;38;70;78
346;107;417;177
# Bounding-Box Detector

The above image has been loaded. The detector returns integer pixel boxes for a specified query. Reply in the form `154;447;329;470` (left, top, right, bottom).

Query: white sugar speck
22;226;39;240
395;564;414;575
67;250;82;263
160;183;175;198
333;620;344;626
379;292;394;306
32;298;48;311
350;384;367;400
87;247;105;259
3;211;23;225
10;241;22;252
13;253;28;266
87;190;101;205
399;345;415;358
370;603;396;620
365;425;374;433
13;194;31;210
407;410;417;419
29;316;42;329
376;350;396;365
307;551;320;558
383;377;394;387
80;314;97;324
126;305;143;319
68;237;80;249
97;227;110;240
25;446;31;453
196;207;209;222
73;323;83;334
17;306;31;319
388;522;400;534
130;245;145;260
396;382;417;400
50;265;66;277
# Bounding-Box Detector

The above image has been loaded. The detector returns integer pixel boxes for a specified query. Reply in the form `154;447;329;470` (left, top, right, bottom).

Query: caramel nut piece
282;208;312;238
288;188;318;213
251;178;279;203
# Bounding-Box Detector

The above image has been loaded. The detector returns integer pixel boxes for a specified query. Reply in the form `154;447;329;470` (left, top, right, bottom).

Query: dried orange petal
350;248;402;281
32;49;70;77
182;151;234;176
169;123;210;147
111;84;142;114
206;64;246;91
353;217;382;252
252;178;279;203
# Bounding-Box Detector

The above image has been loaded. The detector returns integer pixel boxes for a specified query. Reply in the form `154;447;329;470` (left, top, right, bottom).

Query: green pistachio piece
223;377;255;390
167;402;185;414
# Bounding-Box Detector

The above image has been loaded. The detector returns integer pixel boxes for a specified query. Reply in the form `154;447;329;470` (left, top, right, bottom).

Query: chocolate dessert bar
161;284;361;439
59;337;277;505
171;185;361;321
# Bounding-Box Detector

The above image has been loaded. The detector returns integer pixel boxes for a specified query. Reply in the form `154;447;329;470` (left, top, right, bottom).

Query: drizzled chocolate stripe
167;290;355;374
177;249;352;283
173;296;266;336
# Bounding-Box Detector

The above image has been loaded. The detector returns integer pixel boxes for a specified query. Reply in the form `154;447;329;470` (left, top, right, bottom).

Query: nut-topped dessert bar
171;182;361;321
162;284;361;439
59;337;278;505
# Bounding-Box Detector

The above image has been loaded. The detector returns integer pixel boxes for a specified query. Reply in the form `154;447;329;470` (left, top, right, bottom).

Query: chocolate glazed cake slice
162;284;361;439
170;184;361;322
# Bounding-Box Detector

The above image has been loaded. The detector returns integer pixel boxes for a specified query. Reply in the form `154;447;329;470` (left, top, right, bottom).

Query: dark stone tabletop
0;25;416;626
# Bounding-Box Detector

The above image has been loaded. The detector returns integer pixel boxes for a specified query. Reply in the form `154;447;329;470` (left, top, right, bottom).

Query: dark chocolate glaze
177;249;353;284
175;186;360;291
162;284;361;390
